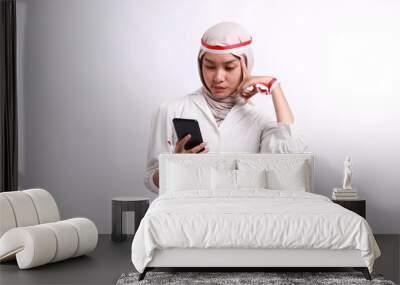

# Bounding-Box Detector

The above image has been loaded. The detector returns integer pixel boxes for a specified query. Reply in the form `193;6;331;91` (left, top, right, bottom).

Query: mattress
131;189;381;273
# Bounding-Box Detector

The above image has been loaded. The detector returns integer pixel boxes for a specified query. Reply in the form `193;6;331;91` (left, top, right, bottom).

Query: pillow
237;158;310;192
236;169;268;189
211;168;268;190
211;168;237;190
266;164;307;191
166;162;212;192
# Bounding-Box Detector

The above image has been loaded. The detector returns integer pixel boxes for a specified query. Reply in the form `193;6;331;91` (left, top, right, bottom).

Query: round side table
112;196;149;242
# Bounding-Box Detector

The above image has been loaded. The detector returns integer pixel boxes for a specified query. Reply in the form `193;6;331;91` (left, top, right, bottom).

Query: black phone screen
172;118;204;152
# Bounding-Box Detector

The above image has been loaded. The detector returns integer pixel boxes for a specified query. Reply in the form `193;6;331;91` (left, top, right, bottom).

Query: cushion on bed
237;158;311;191
164;158;236;193
266;166;306;191
161;154;312;193
236;169;268;189
211;168;237;190
166;162;212;191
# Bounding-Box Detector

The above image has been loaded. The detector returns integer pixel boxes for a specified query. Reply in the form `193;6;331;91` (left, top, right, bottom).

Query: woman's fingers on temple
238;78;251;92
248;87;258;96
239;79;257;95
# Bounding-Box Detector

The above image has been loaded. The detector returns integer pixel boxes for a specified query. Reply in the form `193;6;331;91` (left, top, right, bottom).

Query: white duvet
131;190;380;273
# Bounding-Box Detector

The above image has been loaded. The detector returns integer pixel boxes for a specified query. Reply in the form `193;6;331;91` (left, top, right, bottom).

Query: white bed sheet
131;189;380;273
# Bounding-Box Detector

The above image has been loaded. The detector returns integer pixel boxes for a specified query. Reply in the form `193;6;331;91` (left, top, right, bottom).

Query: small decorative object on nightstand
332;199;366;219
112;196;150;242
332;156;359;200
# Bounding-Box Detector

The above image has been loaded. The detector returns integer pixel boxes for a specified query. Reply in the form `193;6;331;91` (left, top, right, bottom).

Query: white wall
17;0;400;233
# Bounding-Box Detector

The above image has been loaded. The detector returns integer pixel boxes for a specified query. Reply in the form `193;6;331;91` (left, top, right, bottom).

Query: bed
131;153;381;281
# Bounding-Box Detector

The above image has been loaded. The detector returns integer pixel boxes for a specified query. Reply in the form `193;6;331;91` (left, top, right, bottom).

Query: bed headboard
159;153;314;194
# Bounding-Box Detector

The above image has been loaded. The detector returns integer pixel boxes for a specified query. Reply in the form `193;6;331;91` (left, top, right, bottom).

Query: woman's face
201;52;243;98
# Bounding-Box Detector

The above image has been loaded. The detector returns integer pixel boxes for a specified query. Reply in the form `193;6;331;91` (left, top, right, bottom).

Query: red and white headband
200;38;252;54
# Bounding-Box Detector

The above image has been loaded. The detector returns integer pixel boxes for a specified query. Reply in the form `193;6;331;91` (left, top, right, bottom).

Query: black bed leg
362;268;372;281
354;267;372;280
138;268;148;281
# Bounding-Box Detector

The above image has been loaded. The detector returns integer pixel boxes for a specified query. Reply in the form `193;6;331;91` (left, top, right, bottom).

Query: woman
144;22;308;194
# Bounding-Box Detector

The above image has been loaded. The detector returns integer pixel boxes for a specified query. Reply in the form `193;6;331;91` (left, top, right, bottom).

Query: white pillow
236;169;268;189
237;158;310;192
211;168;268;190
167;162;212;191
266;164;307;191
211;168;237;190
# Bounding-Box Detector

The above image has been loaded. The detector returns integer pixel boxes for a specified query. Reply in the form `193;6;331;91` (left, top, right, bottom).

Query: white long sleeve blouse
144;88;308;194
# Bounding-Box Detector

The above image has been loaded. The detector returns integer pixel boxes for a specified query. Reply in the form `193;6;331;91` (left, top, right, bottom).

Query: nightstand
112;197;150;242
332;199;366;219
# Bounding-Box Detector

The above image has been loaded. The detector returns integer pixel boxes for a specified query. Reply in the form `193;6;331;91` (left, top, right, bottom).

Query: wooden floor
0;234;398;285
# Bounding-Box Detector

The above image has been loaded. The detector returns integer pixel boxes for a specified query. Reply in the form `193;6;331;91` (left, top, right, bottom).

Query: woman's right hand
174;134;209;154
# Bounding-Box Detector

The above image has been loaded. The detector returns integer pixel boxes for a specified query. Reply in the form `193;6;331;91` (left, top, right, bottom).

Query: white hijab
197;22;254;126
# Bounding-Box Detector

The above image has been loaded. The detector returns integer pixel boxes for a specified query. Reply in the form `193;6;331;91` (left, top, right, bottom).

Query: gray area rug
116;271;396;285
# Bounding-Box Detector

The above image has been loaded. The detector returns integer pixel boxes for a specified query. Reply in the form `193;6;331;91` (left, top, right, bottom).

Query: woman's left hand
237;56;276;100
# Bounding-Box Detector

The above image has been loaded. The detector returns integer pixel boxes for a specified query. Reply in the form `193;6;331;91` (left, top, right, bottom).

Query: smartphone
172;118;205;152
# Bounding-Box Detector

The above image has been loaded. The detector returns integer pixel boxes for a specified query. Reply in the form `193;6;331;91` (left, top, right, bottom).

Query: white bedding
131;189;380;273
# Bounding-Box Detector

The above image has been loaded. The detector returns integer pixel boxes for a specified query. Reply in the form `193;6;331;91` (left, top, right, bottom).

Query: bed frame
138;248;371;280
138;153;372;281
